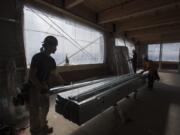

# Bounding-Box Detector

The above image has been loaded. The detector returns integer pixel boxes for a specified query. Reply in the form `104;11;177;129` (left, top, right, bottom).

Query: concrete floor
24;94;79;135
112;72;180;135
24;72;180;135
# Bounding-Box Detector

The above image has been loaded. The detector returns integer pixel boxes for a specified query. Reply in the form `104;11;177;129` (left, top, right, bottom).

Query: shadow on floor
112;82;180;135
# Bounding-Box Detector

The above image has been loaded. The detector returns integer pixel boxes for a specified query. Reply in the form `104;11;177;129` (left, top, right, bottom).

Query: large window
24;6;104;67
148;44;160;61
162;43;180;62
148;43;180;62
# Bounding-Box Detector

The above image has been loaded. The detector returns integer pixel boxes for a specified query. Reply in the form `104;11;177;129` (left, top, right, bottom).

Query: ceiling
41;0;180;44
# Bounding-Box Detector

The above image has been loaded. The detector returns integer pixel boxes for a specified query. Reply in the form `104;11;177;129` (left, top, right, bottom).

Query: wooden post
159;43;163;70
178;49;180;73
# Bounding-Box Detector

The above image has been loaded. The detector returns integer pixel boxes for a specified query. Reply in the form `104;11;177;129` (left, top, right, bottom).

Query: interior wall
57;64;109;82
104;32;115;74
0;0;26;84
0;0;27;123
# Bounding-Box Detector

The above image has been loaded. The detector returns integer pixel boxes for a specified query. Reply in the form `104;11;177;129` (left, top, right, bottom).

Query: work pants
29;87;50;135
148;73;154;89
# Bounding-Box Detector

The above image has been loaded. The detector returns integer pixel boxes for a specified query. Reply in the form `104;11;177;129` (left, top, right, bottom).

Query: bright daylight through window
162;43;180;62
24;6;104;67
148;44;160;61
148;43;180;62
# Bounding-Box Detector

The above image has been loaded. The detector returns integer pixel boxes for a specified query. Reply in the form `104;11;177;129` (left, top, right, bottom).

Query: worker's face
49;45;57;54
51;45;57;54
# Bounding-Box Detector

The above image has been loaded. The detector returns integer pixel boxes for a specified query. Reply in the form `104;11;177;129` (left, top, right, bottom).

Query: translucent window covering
24;6;104;67
148;44;160;61
115;38;125;46
162;43;180;62
124;40;135;57
115;38;135;57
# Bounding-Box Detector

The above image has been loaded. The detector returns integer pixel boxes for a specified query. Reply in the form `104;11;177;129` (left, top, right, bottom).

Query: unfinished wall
104;32;115;74
0;0;27;124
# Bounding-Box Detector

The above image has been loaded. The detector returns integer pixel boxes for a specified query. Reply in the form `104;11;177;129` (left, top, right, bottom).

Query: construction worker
143;56;160;89
28;36;65;135
132;49;137;73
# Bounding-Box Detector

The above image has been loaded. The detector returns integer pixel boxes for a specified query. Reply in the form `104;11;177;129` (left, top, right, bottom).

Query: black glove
64;81;70;85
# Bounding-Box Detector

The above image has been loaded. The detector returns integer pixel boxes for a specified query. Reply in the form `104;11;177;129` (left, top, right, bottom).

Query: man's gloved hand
140;71;144;74
64;81;70;85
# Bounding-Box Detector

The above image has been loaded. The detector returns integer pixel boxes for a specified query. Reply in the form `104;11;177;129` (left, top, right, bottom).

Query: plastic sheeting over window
115;38;135;57
148;44;160;61
148;43;180;62
162;43;180;62
115;38;125;46
24;6;104;67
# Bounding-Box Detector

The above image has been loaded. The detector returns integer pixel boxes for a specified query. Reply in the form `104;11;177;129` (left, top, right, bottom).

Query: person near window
131;49;137;73
142;56;160;89
28;36;65;135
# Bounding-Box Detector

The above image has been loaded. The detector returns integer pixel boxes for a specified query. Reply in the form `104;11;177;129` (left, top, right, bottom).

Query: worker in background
28;36;65;135
131;49;137;73
142;56;160;89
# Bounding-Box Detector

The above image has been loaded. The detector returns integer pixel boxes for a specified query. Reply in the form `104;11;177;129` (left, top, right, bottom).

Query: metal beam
116;7;180;32
98;0;180;24
65;0;84;9
50;76;115;95
119;20;180;32
126;23;180;37
137;33;180;44
55;73;147;125
130;31;180;39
